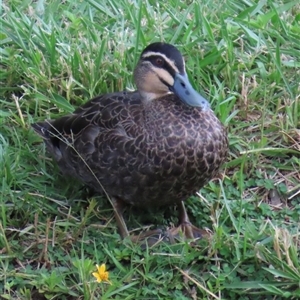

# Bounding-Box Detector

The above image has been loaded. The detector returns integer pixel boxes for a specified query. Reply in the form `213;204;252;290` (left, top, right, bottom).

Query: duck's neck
139;91;172;104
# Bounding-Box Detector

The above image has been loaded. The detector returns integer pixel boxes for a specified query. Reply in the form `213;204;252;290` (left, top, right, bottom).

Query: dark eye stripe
144;55;176;77
158;76;171;88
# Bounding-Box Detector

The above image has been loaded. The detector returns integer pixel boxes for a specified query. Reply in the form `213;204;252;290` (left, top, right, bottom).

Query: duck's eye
155;58;164;67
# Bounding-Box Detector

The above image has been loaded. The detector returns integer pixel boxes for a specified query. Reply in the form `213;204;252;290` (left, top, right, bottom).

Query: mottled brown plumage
32;42;228;241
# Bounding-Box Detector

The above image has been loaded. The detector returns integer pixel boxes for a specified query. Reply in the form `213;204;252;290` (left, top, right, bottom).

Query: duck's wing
32;91;142;175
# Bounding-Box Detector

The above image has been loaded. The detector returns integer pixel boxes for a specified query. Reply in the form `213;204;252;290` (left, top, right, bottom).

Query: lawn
1;0;300;299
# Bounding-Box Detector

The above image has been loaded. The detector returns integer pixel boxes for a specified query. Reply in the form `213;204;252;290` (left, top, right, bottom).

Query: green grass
1;0;300;299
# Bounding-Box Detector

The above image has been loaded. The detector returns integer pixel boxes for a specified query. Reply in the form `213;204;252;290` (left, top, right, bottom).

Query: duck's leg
111;197;129;239
167;201;207;242
178;201;205;238
111;197;164;244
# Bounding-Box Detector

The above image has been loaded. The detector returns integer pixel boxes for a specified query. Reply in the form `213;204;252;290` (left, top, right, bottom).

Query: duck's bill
171;73;210;110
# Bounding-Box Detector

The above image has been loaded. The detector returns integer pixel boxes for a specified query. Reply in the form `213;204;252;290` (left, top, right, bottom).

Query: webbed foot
111;197;208;246
166;201;209;243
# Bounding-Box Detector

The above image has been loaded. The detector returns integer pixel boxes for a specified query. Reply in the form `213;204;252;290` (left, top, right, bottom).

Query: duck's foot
111;197;167;246
166;201;209;243
166;222;208;243
129;228;167;247
111;197;208;245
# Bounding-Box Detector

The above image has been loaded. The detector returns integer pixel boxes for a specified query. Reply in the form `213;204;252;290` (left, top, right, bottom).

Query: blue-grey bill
171;73;210;110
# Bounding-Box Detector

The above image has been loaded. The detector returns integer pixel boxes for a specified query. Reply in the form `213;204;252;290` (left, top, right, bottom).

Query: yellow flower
92;264;111;284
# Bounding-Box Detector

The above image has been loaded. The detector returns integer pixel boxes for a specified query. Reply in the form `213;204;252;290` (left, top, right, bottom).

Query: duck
32;42;228;243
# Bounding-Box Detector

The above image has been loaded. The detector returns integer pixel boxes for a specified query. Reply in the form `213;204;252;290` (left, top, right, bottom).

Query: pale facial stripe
141;51;181;73
151;67;175;87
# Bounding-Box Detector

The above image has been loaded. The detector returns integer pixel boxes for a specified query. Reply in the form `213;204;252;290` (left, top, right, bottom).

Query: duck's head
134;42;210;110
